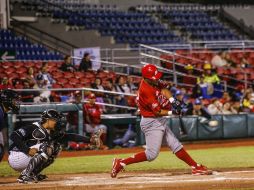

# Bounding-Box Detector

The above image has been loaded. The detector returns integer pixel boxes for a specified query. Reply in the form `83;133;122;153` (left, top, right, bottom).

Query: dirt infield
1;170;254;190
2;139;254;190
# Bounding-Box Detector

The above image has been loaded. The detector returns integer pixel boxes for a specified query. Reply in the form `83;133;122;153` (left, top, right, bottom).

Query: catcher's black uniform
9;121;90;154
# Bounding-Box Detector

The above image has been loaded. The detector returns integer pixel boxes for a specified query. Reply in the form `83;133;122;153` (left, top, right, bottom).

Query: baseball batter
111;64;212;178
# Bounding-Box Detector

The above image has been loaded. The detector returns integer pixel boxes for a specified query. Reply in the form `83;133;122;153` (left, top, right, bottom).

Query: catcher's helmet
41;109;63;123
0;89;20;113
142;64;162;80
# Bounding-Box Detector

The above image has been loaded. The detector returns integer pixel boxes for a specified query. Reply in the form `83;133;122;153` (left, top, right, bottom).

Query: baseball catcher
8;109;103;183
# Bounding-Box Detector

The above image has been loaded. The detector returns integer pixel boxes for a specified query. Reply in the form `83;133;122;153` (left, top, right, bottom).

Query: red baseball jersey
137;79;171;117
83;103;101;124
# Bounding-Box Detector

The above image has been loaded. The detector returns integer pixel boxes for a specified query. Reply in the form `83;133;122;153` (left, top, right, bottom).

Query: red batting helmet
142;64;162;80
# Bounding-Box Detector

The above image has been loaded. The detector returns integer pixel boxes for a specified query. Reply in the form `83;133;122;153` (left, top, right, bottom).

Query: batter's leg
163;123;197;167
111;118;165;178
163;122;212;175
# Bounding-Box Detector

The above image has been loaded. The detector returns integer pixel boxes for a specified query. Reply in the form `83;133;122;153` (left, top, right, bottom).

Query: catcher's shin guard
22;153;46;177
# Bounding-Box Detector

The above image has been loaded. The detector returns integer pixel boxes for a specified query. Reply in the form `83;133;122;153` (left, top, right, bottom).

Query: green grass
1;146;254;177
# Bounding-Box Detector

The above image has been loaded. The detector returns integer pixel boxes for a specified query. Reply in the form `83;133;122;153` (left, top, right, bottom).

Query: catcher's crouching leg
17;142;61;183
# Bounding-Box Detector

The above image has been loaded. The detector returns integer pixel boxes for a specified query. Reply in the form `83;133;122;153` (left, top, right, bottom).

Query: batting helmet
142;64;162;80
0;89;20;113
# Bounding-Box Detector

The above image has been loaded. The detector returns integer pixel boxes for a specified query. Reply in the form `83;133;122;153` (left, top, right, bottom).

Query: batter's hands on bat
171;99;182;114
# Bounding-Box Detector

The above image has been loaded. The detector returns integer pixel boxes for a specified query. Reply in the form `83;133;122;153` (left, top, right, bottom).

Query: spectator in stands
231;101;241;114
60;55;77;72
115;76;129;111
224;52;236;67
222;102;234;114
26;68;37;88
242;91;254;112
126;76;138;93
38;64;55;88
91;77;104;91
211;51;230;67
231;84;244;102
197;63;221;98
219;91;232;104
182;64;197;85
192;75;207;98
207;98;223;115
240;56;250;68
33;74;51;103
20;80;39;102
12;78;23;89
84;93;108;150
79;53;92;72
0;77;13;89
103;78;118;113
91;77;106;112
185;98;212;120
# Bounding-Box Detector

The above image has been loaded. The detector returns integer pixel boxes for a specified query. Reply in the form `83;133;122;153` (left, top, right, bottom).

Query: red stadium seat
63;83;74;88
4;67;15;74
14;62;24;68
51;71;63;79
74;83;84;88
0;68;4;73
56;78;68;85
1;62;12;69
69;78;79;85
97;71;108;78
84;71;95;78
52;83;62;88
24;62;34;68
34;62;42;69
19;73;28;79
7;73;19;79
75;72;85;79
48;61;58;67
47;66;58;73
80;78;91;85
236;73;245;80
63;72;74;79
16;67;27;74
14;84;24;89
0;73;7;79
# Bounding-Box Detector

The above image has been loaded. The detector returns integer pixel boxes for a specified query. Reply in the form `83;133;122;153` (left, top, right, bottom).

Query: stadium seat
56;78;68;85
69;77;80;85
52;83;62;88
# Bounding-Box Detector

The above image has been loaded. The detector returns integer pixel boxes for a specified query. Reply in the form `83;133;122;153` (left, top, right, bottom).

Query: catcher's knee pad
52;142;62;158
39;142;55;160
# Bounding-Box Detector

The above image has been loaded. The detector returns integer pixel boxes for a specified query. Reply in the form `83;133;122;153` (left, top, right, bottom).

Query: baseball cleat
36;174;48;181
191;164;212;175
17;174;36;184
111;158;125;178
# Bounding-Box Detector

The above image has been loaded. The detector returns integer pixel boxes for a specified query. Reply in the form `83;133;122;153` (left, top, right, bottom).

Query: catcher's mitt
89;129;104;150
